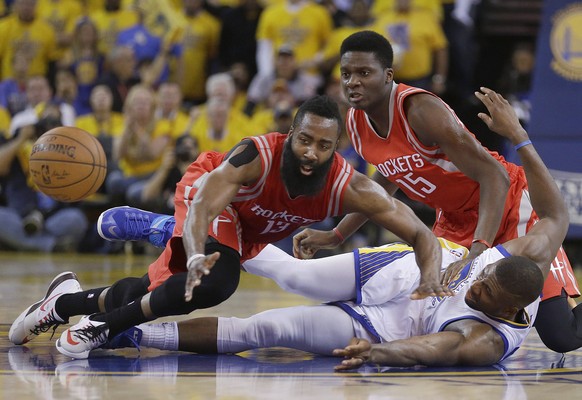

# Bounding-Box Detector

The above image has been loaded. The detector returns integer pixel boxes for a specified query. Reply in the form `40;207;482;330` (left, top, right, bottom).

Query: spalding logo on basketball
29;126;107;202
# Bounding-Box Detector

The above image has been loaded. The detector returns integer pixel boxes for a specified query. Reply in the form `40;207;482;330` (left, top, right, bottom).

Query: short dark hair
292;95;342;135
495;256;544;307
340;30;394;69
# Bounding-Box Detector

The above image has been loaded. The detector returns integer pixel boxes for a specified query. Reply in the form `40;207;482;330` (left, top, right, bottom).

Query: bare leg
176;318;219;353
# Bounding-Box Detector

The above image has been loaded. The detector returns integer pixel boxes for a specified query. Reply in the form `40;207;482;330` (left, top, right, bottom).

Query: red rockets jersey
346;83;516;212
186;132;354;250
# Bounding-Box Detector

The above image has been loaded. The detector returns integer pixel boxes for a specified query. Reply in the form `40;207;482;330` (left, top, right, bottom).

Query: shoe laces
124;212;152;241
30;311;63;340
142;217;173;247
72;323;108;344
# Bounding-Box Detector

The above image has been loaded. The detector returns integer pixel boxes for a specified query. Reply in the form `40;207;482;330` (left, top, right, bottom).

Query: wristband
332;227;345;243
186;253;205;270
472;238;492;248
514;140;532;151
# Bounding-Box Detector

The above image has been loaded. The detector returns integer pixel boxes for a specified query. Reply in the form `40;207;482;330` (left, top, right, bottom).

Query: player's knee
152;245;241;313
199;243;241;304
105;276;149;310
243;316;282;347
194;265;239;307
275;268;313;297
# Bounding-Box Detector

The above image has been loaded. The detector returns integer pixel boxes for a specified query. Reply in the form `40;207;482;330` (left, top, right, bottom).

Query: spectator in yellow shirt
75;84;125;173
36;0;83;54
255;0;333;80
176;0;221;105
107;84;173;206
373;0;448;95
154;82;190;139
0;0;59;80
317;0;375;76
186;72;254;153
89;0;139;55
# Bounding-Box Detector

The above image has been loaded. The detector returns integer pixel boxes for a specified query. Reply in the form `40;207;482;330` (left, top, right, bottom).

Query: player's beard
281;139;334;198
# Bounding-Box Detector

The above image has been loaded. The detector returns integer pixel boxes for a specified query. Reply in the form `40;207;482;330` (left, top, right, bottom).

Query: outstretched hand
474;87;529;143
333;337;372;371
184;252;221;301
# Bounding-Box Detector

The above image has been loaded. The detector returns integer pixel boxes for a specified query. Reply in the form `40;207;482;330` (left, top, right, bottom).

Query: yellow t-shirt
157;111;190;139
373;10;447;80
0;15;59;79
37;0;83;35
256;2;332;65
372;0;443;20
118;120;172;177
249;106;297;136
179;11;221;100
232;92;248;115
75;112;125;137
89;9;139;54
249;108;275;136
0;106;10;136
190;108;253;153
322;24;381;72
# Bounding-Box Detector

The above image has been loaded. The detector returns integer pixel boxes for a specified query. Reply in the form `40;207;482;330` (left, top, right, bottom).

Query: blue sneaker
97;206;175;248
102;326;143;350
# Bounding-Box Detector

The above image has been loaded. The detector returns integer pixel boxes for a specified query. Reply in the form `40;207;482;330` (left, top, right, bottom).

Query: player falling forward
106;88;568;368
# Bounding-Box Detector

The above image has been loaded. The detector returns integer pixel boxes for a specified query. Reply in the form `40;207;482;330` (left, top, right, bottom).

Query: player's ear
385;68;394;83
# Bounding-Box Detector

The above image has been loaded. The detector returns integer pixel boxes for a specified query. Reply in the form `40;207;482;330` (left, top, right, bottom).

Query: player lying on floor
103;88;568;369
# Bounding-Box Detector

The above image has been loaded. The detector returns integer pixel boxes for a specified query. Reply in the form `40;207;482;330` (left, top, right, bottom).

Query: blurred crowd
0;0;542;254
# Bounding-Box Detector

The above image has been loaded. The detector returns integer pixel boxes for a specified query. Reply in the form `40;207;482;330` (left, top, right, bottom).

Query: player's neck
364;94;392;138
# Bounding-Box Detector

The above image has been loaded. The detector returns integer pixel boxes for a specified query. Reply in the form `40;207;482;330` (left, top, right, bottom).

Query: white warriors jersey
334;239;539;362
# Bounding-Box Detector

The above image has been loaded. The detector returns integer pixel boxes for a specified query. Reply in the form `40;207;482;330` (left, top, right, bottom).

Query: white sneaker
9;271;82;345
56;315;109;359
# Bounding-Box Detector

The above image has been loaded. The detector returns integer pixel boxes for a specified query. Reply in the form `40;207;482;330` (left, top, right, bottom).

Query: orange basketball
29;126;107;202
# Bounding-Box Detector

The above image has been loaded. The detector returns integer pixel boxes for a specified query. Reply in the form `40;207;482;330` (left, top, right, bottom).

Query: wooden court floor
1;251;582;399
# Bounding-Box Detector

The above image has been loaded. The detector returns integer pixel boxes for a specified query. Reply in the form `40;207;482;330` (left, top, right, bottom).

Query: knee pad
149;243;241;316
200;242;241;302
105;275;150;311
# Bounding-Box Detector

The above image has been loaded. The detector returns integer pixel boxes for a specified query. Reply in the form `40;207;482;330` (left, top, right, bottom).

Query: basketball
29;126;107;202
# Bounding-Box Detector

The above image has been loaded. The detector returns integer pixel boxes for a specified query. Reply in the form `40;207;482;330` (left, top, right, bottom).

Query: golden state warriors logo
550;4;582;81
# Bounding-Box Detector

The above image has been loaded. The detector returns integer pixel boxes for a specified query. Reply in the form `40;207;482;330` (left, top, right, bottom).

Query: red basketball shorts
147;169;243;291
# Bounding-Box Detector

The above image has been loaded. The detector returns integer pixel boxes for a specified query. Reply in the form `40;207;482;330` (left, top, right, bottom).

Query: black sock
55;288;107;320
91;299;148;338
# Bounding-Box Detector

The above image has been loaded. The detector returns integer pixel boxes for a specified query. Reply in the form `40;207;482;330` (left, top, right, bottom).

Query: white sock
139;322;180;350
